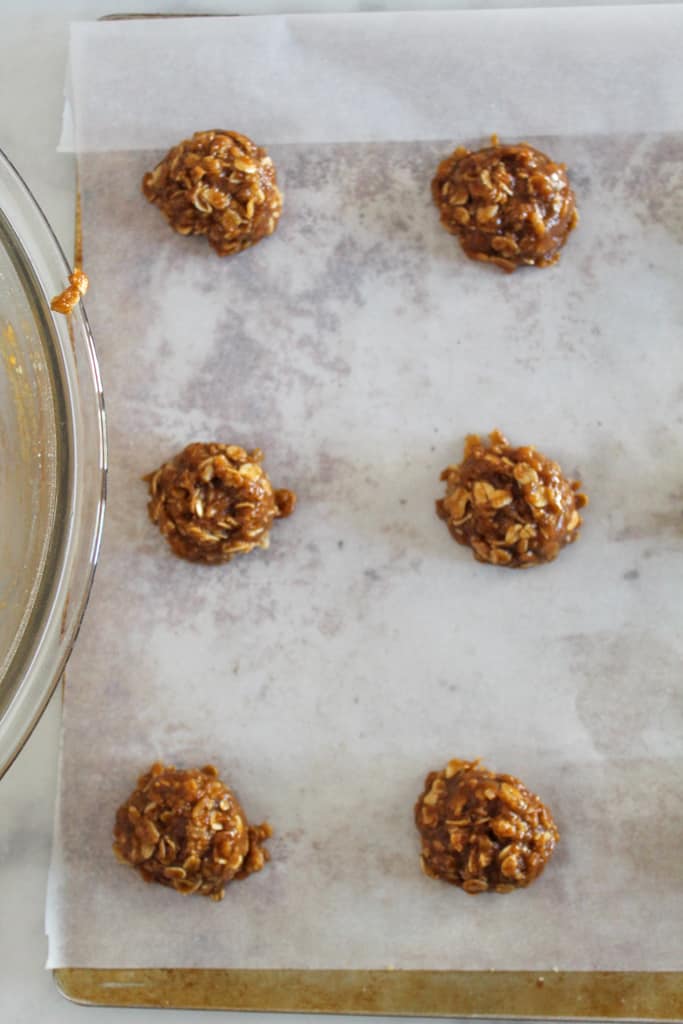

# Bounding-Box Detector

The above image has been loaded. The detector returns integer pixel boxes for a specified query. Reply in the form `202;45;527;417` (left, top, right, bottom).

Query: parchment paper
47;10;683;970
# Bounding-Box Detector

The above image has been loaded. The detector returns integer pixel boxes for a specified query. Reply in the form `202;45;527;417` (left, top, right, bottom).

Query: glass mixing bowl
0;150;106;778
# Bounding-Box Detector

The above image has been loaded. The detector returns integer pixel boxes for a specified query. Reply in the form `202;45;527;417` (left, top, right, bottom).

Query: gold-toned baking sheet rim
54;13;683;1021
53;968;683;1019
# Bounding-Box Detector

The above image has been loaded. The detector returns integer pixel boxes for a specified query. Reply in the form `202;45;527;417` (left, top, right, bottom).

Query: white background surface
0;1;673;1022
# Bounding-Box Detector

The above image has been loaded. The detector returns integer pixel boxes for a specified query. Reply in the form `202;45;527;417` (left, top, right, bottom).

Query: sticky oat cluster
415;758;559;894
113;763;272;901
145;442;296;565
437;430;587;568
432;139;578;272
142;129;283;256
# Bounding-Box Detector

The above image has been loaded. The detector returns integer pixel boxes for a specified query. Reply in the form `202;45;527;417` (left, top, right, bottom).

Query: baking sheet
48;10;683;971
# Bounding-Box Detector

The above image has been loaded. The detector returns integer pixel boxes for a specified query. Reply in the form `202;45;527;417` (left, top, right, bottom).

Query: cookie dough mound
415;758;559;893
437;430;587;567
145;442;296;564
142;129;283;256
113;762;272;901
432;138;578;271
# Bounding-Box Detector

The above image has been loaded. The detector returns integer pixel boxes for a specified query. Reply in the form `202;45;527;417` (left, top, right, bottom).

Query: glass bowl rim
0;148;107;779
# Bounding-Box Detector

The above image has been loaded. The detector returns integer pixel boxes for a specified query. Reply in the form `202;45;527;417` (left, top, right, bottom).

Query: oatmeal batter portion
50;268;89;315
437;430;587;568
145;442;296;564
415;758;559;893
142;129;282;256
113;762;272;901
432;138;578;271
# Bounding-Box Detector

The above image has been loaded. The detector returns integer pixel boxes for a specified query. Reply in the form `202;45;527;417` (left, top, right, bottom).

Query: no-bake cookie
432;138;578;271
113;762;271;901
142;130;282;256
415;758;559;893
437;430;587;567
145;442;296;564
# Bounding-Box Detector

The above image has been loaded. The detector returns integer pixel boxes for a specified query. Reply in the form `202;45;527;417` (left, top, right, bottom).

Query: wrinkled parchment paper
47;10;683;970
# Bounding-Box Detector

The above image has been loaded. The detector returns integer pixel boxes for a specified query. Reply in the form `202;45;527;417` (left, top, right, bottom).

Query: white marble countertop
0;1;671;1021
